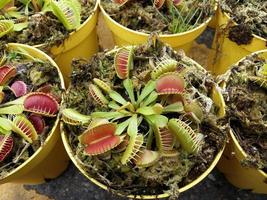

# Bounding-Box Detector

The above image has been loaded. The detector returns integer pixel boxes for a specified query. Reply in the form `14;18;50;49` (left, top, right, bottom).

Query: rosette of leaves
0;46;63;179
217;53;267;172
0;0;96;47
101;0;215;34
62;39;226;197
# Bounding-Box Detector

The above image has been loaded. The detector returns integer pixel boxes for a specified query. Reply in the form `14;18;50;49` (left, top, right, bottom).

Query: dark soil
221;0;267;40
228;24;253;45
101;0;215;34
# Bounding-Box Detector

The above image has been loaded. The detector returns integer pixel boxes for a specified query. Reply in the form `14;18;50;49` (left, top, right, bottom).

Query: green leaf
0;0;11;10
5;10;23;19
0;126;11;135
14;22;29;31
137;116;143;125
116;102;135;113
123;79;135;104
19;0;31;6
0;104;24;115
137;81;156;105
0;117;12;132
61;108;91;125
111;112;131;121
41;0;53;13
91;111;127;120
168;118;203;154
20;0;31;15
127;114;138;137
145;115;168;128
136;103;163;116
109;90;127;105
1;95;26;106
8;47;41;62
142;91;158;106
0;52;6;66
260;63;267;76
12;115;38;143
163;102;184;113
50;0;81;30
115;118;131;135
0;20;14;38
108;101;120;110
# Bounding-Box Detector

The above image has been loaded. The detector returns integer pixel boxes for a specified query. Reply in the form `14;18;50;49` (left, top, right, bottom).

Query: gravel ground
25;163;267;200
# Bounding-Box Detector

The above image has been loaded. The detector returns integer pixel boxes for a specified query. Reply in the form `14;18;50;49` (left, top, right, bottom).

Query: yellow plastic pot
36;1;99;86
100;1;218;53
217;50;267;194
208;8;266;75
60;53;226;199
0;43;69;185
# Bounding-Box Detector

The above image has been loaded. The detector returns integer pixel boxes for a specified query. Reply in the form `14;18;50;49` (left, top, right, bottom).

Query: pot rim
99;0;218;38
0;43;65;181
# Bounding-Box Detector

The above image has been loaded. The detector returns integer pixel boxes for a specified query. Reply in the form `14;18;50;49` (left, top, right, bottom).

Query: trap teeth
114;47;133;79
168;119;203;154
79;122;124;156
24;92;59;117
0;20;14;38
12;115;38;143
0;135;13;162
88;84;109;106
156;73;185;95
0;65;16;85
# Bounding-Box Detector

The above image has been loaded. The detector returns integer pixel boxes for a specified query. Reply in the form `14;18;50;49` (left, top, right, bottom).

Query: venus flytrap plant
62;40;226;196
61;108;91;126
62;46;219;169
151;55;178;80
168;118;204;154
50;0;81;30
0;135;13;162
0;0;95;46
0;20;14;38
0;47;62;170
